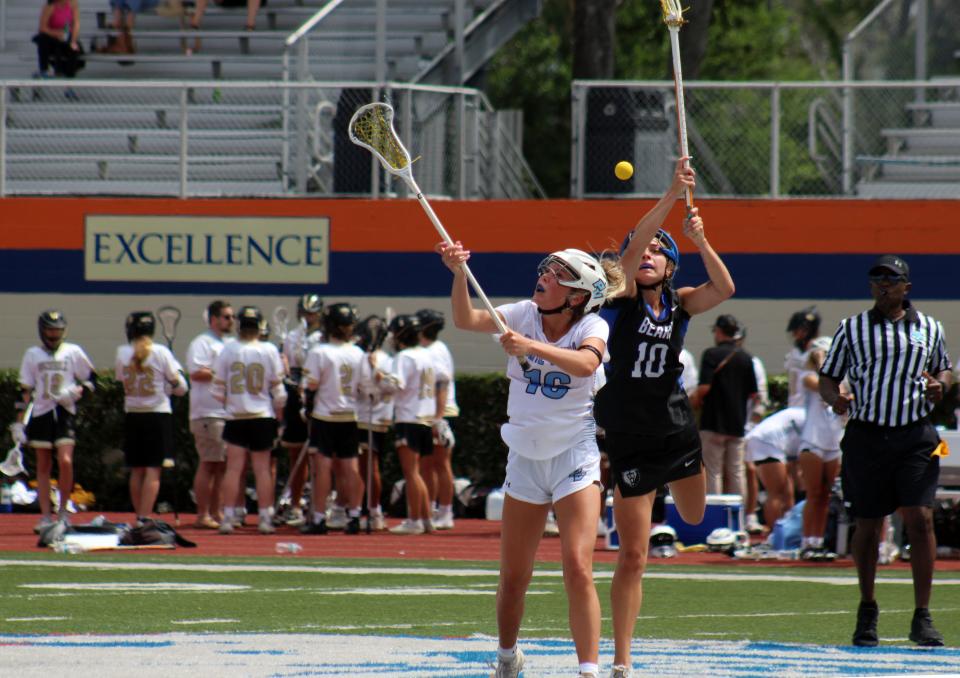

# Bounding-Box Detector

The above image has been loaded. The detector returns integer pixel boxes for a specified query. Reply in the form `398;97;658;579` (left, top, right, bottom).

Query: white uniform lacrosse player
18;310;95;532
744;406;806;529
356;315;394;531
438;242;622;678
213;306;286;535
386;314;438;535
115;311;188;524
186;300;234;529
300;303;365;535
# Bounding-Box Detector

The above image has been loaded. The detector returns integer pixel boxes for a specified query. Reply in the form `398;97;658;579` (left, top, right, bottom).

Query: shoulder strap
711;348;742;379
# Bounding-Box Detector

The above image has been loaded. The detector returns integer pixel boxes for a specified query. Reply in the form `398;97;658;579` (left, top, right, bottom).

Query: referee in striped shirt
819;254;951;648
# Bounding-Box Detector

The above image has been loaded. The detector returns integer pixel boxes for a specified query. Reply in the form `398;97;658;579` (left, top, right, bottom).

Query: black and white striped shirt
820;302;951;427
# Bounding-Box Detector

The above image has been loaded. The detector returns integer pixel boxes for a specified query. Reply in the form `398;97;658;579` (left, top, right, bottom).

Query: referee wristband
578;345;603;364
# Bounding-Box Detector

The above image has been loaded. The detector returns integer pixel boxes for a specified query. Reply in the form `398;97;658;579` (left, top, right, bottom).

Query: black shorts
840;418;940;519
123;412;173;468
394;422;433;456
27;406;76;448
281;386;308;444
605;423;703;498
223;418;278;453
308;420;359;459
358;426;387;456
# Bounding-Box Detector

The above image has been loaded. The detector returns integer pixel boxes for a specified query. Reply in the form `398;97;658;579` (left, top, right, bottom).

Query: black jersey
595;286;694;434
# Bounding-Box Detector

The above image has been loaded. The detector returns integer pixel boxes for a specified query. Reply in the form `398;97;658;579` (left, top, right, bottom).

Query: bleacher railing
570;79;960;199
0;79;543;199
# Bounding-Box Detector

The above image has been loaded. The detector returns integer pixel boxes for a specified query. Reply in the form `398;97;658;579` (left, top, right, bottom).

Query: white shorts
745;438;785;464
799;443;841;463
503;437;601;505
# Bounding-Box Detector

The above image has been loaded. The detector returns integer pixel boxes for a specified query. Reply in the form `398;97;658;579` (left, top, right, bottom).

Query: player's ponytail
132;336;153;373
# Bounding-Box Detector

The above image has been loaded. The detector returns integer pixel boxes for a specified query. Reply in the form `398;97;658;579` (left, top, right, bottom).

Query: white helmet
538;248;609;313
649;524;677;547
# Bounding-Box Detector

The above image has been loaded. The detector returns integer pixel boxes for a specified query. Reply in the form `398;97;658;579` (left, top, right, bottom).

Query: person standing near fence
819;255;951;648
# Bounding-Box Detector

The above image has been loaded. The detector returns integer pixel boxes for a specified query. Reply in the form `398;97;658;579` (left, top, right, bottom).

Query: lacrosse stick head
156;306;181;349
1;446;27;477
356;315;388;353
272;306;290;342
659;0;686;27
348;103;413;177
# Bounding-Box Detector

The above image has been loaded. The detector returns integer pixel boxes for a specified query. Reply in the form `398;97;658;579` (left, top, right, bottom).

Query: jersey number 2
523;368;570;399
631;343;668;378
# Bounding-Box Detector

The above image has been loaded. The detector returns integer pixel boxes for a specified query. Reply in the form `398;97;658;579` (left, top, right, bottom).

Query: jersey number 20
631;343;668;378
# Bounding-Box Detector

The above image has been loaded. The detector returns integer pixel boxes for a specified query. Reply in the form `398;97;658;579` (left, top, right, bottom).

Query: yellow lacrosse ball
614;161;633;181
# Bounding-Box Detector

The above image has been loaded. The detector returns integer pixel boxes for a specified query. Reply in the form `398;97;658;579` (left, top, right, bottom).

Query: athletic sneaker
344;517;361;535
543;514;559;537
610;666;632;678
490;647;524;678
799;546;837;562
909;608;944;647
300;520;328;535
326;506;348;530
285;507;306;527
578;672;599;678
218;520;234;535
852;600;879;647
389;519;425;535
745;513;765;535
433;512;455;530
362;513;386;531
258;517;276;535
33;516;54;534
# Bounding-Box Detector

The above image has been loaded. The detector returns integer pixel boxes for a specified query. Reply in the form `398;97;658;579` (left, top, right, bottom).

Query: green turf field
2;554;958;647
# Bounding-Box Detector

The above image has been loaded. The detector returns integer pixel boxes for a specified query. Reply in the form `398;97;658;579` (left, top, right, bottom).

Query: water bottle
0;483;12;512
275;542;303;554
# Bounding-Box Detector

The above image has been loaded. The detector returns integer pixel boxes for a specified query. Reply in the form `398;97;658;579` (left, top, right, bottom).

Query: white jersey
185;331;230;420
745;406;806;457
785;346;808;407
18;342;94;416
304;341;364;422
496;300;609;460
423;340;459;417
283;323;323;377
357;349;396;431
115;343;186;414
214;339;285;419
390;346;437;425
800;370;845;452
678;348;698;397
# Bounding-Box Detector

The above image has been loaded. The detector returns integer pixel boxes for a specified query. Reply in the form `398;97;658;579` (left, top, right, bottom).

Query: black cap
713;314;741;338
869;255;909;279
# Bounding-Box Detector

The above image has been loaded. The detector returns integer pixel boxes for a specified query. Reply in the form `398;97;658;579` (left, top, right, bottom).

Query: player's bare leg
610;488;656;668
496;494;550;651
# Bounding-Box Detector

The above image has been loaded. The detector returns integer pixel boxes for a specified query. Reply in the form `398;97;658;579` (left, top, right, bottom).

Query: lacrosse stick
660;0;694;213
2;402;33;477
349;103;528;370
156;305;182;525
272;306;291;344
156;305;182;350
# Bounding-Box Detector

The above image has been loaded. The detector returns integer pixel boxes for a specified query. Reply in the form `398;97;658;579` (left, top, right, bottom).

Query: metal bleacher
0;0;544;197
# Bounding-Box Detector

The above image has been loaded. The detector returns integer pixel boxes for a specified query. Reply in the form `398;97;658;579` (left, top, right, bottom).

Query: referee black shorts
308;420;359;459
840;418;940;519
123;412;173;469
605;422;703;498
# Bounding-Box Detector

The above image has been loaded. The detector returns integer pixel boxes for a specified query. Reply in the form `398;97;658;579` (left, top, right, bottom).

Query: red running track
1;511;956;571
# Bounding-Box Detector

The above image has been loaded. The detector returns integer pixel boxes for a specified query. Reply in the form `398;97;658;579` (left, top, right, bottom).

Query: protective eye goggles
537;256;579;282
868;272;907;284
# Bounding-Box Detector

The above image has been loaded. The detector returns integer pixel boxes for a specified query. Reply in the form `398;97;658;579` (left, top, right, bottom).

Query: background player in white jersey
115;312;188;524
299;303;365;535
798;336;847;560
213;306;286;535
186;300;234;529
595;159;734;678
738;325;770;535
16;310;95;532
416;308;459;531
744;406;806;528
279;293;323;526
356;315;393;531
784;306;820;497
438;242;622;678
386;314;439;536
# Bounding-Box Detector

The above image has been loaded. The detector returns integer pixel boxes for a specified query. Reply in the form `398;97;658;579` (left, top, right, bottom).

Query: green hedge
1;369;954;511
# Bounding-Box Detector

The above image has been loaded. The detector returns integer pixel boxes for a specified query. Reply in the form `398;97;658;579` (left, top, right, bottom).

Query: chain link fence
0;79;543;198
571;80;960;199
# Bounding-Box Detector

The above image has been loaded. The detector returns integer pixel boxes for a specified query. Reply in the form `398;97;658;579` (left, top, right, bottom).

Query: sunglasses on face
868;273;907;284
218;313;235;320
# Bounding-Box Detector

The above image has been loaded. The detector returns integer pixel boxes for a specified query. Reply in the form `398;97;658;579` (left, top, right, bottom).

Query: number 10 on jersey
631;343;668;378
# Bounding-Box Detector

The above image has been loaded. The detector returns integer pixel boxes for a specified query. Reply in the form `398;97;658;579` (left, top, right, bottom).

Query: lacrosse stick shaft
365;401;374;535
278;438;311;513
668;26;694;212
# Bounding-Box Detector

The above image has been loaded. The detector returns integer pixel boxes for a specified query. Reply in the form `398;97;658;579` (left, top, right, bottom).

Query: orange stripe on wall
0;197;956;254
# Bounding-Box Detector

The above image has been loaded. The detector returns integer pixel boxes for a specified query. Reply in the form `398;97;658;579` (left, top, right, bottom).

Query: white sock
313;511;325;524
224;507;236;520
258;508;271;520
579;662;599;676
371;506;382;516
348;508;361;518
497;645;516;660
440;504;453;516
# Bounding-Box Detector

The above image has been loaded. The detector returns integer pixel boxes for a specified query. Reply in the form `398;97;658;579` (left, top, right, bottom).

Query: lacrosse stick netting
660;0;694;212
156;306;182;350
348;103;516;345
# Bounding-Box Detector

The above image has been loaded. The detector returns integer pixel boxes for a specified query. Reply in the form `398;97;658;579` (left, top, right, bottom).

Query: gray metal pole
915;0;927;104
841;45;853;195
454;0;465;84
0;84;6;197
401;89;413;199
770;85;780;198
375;0;387;83
295;40;309;194
179;87;189;198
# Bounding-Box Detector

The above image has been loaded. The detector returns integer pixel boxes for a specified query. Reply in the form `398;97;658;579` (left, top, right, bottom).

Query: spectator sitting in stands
32;0;84;79
186;0;261;55
102;0;159;55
